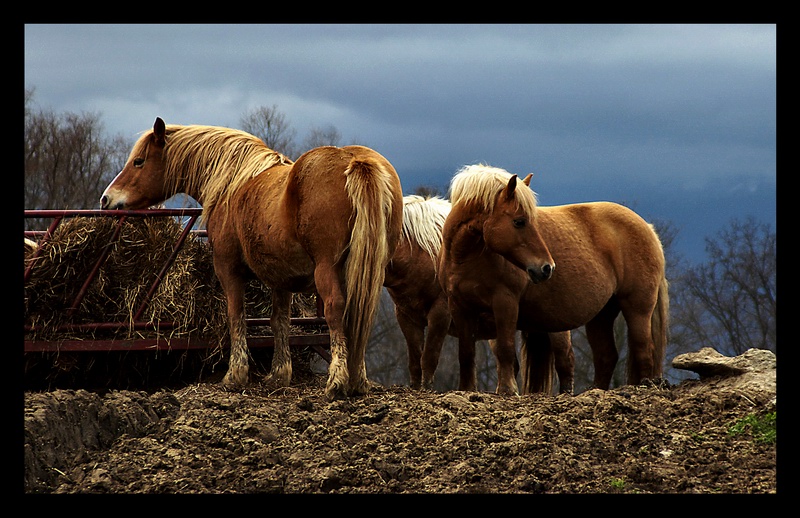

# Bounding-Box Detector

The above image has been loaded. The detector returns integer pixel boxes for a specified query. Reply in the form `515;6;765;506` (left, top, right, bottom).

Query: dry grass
24;215;319;343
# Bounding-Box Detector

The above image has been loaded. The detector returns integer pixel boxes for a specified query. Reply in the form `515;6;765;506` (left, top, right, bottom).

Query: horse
383;195;451;390
101;117;403;400
384;195;574;394
438;164;669;395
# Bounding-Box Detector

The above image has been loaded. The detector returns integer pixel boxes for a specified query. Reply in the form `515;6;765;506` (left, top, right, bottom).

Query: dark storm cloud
24;23;776;262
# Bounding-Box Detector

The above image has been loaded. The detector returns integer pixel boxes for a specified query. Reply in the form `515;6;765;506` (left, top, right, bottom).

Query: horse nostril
100;195;108;209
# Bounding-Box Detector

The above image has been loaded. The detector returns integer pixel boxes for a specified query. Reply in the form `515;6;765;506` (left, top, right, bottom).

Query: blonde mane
131;124;293;219
401;195;451;260
449;164;538;218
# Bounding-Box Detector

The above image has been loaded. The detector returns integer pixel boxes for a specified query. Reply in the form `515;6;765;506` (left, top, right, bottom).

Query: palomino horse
383;195;452;390
439;164;669;395
384;195;574;394
101;117;403;400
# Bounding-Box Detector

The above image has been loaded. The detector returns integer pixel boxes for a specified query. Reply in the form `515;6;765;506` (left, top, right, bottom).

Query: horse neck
444;206;486;262
163;150;213;207
167;141;289;216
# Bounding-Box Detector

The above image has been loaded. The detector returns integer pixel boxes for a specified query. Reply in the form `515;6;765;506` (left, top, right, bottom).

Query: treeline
24;90;776;393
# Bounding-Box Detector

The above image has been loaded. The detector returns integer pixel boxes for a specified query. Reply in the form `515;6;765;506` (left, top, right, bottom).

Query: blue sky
24;24;776;263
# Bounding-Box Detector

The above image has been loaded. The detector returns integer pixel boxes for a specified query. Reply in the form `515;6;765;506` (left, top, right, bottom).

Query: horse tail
519;332;555;394
650;274;670;378
342;155;401;379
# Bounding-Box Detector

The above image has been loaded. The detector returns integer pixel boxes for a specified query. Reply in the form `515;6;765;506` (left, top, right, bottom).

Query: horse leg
620;301;657;385
518;331;553;395
314;262;349;400
395;308;424;389
491;294;520;395
420;298;450;390
265;288;293;388
585;300;621;389
219;273;250;389
449;306;477;391
550;331;575;394
493;325;520;395
347;315;371;398
456;333;476;391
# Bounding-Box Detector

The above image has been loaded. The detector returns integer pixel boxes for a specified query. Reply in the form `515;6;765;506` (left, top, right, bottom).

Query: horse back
536;201;665;299
207;163;317;291
287;145;402;255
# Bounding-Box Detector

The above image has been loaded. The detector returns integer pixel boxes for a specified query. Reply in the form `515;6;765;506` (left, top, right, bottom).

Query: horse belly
247;241;316;292
520;280;612;332
523;210;620;330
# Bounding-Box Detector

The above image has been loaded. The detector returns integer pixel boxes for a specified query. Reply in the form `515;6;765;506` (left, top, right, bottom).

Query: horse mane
132;124;293;219
401;195;451;259
449;164;539;218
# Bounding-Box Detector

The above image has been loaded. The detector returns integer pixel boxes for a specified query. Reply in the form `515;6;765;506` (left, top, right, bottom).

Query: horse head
483;174;555;284
100;117;170;210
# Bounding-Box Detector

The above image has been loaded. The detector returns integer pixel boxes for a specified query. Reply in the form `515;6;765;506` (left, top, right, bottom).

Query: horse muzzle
527;262;554;284
100;193;126;210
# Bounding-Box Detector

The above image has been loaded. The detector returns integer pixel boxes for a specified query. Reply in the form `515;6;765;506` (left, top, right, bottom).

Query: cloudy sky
24;24;776;263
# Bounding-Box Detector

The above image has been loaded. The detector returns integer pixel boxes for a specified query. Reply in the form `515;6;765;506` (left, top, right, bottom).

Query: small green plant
608;477;626;490
728;411;776;444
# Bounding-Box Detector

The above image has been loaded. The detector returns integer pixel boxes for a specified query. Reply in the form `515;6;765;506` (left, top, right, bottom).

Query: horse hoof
264;372;292;389
221;378;245;391
348;379;375;398
221;370;249;390
495;385;520;396
325;381;348;401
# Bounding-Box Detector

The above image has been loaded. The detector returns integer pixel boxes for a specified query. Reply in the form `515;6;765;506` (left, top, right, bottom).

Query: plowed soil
24;368;776;494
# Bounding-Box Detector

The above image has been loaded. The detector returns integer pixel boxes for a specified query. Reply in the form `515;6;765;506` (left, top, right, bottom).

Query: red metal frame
24;208;331;362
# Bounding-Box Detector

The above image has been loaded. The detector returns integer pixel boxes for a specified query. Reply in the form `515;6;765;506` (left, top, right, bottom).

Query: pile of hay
24;215;320;344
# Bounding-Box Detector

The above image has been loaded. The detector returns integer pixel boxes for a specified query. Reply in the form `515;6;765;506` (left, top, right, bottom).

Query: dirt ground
24;350;776;494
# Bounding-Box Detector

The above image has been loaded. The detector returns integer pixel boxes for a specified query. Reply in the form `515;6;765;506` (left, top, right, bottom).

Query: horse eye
133;158;145;167
513;218;526;228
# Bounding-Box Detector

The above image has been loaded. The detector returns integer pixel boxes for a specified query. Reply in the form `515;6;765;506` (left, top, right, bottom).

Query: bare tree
301;125;342;151
413;185;446;198
24;89;130;227
671;217;776;357
239;105;298;159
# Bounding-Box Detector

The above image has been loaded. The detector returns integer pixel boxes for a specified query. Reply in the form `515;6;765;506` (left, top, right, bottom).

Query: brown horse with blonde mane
385;195;574;394
101;117;403;400
383;195;452;390
439;164;669;394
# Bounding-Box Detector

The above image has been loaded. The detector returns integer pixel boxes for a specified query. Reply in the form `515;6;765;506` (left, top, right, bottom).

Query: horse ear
153;117;166;146
522;173;533;187
504;175;518;201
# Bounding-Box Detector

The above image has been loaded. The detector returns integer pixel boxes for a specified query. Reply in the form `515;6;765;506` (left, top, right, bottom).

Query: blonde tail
651;275;670;378
343;157;401;390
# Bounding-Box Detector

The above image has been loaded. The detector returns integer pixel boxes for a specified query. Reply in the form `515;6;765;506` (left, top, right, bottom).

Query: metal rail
24;208;331;361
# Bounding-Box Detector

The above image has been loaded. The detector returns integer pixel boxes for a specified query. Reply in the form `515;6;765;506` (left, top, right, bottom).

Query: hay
23;216;320;344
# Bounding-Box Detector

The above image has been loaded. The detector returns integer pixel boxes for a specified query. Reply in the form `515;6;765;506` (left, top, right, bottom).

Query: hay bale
23;216;319;343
